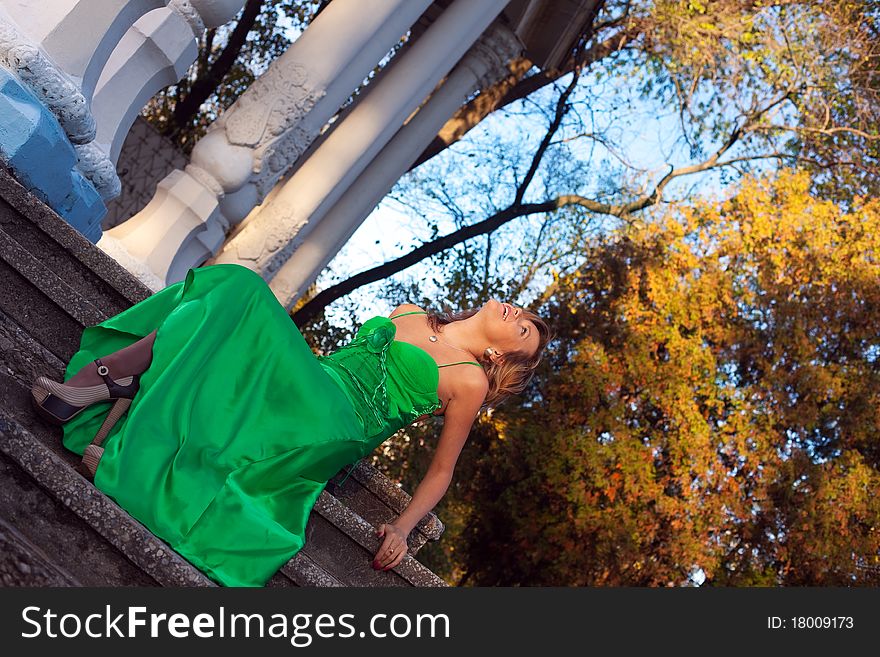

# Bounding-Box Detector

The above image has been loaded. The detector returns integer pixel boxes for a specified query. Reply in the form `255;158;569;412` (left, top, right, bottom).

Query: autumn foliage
454;170;880;586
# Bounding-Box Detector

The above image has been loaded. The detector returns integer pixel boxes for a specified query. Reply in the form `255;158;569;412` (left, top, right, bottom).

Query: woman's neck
439;319;486;361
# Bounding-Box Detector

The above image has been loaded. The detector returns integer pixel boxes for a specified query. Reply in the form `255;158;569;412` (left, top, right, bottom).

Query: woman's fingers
382;550;405;571
373;523;406;570
373;525;395;568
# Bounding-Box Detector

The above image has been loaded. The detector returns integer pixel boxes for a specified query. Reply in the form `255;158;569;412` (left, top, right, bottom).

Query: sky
312;65;754;328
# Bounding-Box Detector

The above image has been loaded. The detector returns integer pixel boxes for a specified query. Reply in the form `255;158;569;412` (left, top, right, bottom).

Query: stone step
1;391;447;587
304;489;446;587
0;166;448;587
0;411;215;586
328;459;444;555
0;515;82;586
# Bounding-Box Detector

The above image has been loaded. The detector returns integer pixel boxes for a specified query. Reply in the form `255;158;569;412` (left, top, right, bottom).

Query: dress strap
388;310;428;319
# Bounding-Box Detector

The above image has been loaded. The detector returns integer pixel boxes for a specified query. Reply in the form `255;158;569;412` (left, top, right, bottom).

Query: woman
30;263;552;586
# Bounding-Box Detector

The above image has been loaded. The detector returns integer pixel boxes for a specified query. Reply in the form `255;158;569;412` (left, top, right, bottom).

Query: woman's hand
372;523;409;571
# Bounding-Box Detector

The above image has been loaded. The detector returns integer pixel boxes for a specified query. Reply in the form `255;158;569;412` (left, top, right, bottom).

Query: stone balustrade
102;0;435;289
0;1;245;240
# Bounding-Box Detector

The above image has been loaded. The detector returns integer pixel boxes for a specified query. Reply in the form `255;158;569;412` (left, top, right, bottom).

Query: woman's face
479;299;541;360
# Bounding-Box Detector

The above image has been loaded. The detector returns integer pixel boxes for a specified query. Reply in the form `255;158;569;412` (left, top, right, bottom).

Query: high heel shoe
31;358;140;478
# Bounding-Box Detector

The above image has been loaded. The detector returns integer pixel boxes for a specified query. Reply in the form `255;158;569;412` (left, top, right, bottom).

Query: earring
484;347;496;358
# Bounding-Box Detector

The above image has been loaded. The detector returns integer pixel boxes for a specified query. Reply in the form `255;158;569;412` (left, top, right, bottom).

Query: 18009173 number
790;616;854;629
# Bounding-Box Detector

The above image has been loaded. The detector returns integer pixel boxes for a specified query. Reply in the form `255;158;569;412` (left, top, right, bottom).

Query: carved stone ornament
169;0;206;36
0;18;96;144
225;62;321;142
185;163;224;197
74;142;122;200
229;202;305;270
466;24;525;90
222;61;324;198
252;123;315;198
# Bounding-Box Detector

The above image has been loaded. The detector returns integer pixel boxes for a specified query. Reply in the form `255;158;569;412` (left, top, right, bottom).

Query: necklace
428;328;474;358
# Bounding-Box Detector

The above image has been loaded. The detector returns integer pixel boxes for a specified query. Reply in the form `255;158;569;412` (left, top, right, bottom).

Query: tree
294;0;879;326
136;2;880;584
453;170;880;585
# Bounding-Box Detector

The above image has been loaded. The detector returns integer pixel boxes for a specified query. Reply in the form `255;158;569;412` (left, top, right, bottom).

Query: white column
209;0;513;282
268;24;524;308
101;0;433;289
91;0;245;164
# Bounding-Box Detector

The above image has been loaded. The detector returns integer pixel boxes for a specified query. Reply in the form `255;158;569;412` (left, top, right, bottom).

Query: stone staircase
0;167;447;587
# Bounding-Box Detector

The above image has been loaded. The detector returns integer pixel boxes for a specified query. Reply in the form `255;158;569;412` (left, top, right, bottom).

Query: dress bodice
315;315;442;451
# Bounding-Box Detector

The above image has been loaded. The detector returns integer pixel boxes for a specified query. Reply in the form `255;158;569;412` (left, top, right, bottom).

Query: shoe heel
82;397;132;478
82;444;104;478
31;386;65;425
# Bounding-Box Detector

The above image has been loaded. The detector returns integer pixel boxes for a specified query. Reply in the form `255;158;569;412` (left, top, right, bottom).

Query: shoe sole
30;385;87;424
31;379;137;480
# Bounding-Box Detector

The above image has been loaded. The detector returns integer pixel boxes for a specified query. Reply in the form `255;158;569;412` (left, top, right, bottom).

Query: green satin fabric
316;315;442;447
60;263;439;587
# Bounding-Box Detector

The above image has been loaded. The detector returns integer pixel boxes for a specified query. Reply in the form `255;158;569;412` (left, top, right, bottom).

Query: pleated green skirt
60;263;368;586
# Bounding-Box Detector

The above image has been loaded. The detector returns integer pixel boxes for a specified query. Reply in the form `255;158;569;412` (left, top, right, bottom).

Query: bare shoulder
389;302;427;317
448;364;489;407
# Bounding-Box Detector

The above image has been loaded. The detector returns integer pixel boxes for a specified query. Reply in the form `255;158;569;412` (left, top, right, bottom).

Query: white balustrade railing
0;0;245;200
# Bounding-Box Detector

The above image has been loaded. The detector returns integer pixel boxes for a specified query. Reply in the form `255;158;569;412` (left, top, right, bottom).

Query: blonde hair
425;306;554;411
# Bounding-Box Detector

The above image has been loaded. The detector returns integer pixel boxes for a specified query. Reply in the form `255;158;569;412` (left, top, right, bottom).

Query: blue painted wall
0;68;106;243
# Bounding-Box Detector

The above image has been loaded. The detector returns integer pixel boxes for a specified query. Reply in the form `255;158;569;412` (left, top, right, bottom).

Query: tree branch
292;200;565;326
171;0;264;132
292;84;799;325
409;19;642;169
515;68;581;204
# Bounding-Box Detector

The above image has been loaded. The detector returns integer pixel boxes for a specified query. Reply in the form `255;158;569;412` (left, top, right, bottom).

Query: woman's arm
372;374;489;570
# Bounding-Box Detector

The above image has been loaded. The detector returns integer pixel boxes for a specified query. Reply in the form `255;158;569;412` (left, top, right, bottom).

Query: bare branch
515;69;582;204
291;202;557;325
410;19;643;169
170;0;264;133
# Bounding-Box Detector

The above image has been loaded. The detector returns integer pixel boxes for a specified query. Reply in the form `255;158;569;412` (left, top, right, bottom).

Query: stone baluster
100;0;434;290
208;0;513;283
0;1;156;199
268;24;525;309
92;1;245;165
0;0;244;213
0;6;92;144
0;5;107;236
0;1;165;102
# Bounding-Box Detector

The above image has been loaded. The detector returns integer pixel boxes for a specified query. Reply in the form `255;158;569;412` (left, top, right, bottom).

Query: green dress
59;263;453;587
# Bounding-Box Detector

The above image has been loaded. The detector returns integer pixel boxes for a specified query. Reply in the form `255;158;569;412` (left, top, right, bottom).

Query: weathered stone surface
0;166;151;337
328;459;444;555
0;70;106;235
0;413;215;586
0;515;80;586
0;311;92;504
306;491;448;587
282;552;344;587
264;570;297;587
0;453;154;585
